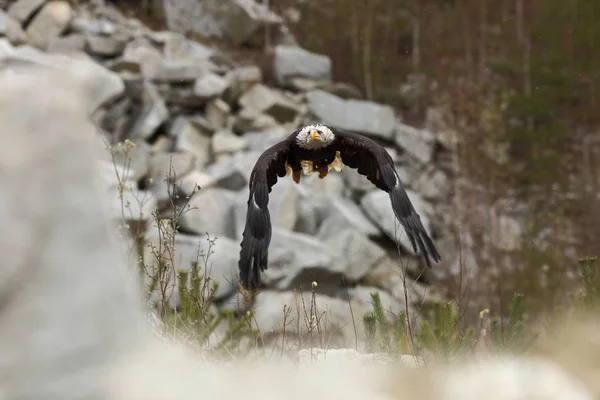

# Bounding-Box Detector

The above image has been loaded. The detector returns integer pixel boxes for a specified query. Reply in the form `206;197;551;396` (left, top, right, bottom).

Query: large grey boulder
144;231;240;303
273;45;332;88
0;66;149;400
163;0;283;46
7;0;46;23
26;1;73;49
238;83;300;123
261;228;341;292
179;187;237;239
205;150;261;190
194;73;229;99
129;81;169;141
212;130;247;155
0;9;28;45
317;196;380;239
395;122;436;165
223;64;262;104
360;189;434;256
171;116;213;169
323;229;388;282
252;290;357;347
4;46;125;113
305;90;395;140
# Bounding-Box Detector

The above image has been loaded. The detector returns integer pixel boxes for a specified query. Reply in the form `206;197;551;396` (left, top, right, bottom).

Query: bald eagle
238;123;441;290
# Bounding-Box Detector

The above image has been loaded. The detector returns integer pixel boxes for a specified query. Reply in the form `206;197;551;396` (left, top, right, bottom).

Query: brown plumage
238;124;441;290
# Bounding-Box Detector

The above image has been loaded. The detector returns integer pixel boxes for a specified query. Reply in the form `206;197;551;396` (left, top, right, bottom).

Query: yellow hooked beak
309;130;321;141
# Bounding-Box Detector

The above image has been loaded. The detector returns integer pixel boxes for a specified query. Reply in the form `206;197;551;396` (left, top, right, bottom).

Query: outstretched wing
333;128;441;267
239;139;293;290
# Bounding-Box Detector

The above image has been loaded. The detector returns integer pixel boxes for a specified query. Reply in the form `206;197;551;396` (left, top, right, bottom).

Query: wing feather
239;139;293;290
333;128;441;267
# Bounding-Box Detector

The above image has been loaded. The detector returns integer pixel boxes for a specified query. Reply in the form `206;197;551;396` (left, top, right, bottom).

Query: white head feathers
295;124;335;149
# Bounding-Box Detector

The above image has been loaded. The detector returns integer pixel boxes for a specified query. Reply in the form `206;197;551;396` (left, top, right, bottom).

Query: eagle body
238;124;441;290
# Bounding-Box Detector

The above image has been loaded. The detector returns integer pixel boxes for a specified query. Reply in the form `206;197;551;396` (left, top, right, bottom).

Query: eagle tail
383;166;441;268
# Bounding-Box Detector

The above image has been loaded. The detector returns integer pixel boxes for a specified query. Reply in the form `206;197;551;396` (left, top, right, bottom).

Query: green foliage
362;292;409;355
490;293;536;354
575;256;600;311
415;302;476;360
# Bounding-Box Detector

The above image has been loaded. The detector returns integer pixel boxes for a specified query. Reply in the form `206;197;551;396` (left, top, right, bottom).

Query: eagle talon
292;170;301;184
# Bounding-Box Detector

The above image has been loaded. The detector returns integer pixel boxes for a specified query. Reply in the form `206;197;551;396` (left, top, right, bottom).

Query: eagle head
296;124;335;149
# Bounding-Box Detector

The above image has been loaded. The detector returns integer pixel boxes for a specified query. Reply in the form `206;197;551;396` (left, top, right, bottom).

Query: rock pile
0;0;465;347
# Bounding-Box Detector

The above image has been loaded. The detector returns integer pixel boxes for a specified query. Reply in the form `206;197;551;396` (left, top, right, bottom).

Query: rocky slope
0;0;479;347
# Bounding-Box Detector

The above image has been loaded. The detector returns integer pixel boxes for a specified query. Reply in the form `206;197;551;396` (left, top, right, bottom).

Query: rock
171;116;212;169
151;135;173;152
294;196;327;235
360;189;433;256
105;181;157;222
361;258;420;301
70;16;117;36
262;228;341;291
85;33;127;57
252;290;356;346
178;169;217;196
156;31;215;61
193;73;229;99
273;45;332;88
0;67;151;399
238;84;300;123
0;37;14;59
129;82;169;141
47;33;86;53
324;229;388;282
347;286;406;318
108;139;152;182
395;123;436;165
205;151;260;191
224;65;262;103
115;40;163;74
317;196;380;238
212;130;247;155
233;108;280;132
205;97;231;128
342;167;379;194
413;166;450;200
317;81;363;100
163;0;284;46
305;90;395;140
0;10;27;45
179;187;237;238
143;57;212;82
244;127;288;152
296;171;346;199
144;231;239;302
96;159;136;190
7;46;125;113
148;152;196;185
7;0;46;23
26;1;73;50
491;213;523;252
159;84;211;108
